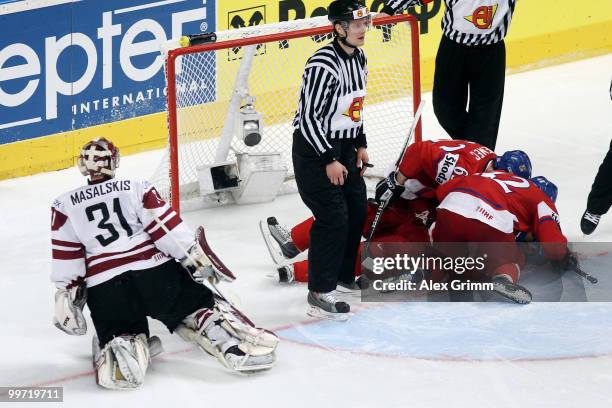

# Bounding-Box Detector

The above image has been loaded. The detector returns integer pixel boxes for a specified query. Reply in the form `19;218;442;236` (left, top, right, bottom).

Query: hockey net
151;14;422;212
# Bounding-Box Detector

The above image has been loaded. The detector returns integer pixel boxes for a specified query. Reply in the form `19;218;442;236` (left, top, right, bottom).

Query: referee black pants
433;36;506;150
292;131;367;293
587;139;612;215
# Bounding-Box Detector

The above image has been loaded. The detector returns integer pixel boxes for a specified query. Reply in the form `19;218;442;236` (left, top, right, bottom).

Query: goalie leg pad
93;334;150;390
178;306;276;372
214;296;279;351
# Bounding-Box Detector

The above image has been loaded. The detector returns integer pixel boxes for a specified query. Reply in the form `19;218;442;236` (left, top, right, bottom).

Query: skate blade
259;219;290;266
307;305;351;322
493;284;532;304
148;336;164;358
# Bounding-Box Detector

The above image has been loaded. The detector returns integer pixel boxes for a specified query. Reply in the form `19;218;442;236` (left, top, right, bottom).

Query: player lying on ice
50;138;278;390
428;172;578;304
260;140;534;302
374;141;578;304
263;173;578;305
375;138;531;201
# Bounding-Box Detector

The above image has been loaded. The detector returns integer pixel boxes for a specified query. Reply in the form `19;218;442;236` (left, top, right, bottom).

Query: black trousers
87;260;215;347
587;139;612;215
433;36;506;150
292;131;367;293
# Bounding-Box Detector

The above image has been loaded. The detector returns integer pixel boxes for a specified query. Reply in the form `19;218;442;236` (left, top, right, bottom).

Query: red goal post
156;14;422;213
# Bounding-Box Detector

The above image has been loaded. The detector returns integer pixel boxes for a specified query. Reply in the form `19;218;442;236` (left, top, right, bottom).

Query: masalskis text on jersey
70;180;131;205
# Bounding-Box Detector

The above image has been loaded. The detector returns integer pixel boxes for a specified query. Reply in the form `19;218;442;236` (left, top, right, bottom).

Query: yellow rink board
1;0;611;180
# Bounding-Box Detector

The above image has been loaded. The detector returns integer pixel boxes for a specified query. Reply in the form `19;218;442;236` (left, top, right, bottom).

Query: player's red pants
430;209;524;283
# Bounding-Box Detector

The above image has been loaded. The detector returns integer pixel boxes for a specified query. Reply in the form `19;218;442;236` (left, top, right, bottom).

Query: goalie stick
147;211;233;302
147;212;279;367
363;100;425;254
151;212;278;333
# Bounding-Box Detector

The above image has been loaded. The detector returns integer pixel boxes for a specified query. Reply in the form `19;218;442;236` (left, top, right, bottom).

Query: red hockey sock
293;260;309;283
291;217;313;252
354;242;364;277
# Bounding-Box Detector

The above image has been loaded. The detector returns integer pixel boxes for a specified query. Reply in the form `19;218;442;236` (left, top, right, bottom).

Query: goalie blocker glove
374;172;405;208
53;284;87;335
181;226;236;284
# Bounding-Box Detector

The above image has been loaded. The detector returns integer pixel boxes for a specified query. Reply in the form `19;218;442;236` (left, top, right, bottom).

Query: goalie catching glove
181;226;236;284
53;284;87;336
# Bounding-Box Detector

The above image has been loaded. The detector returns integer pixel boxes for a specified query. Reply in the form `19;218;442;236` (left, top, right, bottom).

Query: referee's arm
381;0;433;15
299;66;338;164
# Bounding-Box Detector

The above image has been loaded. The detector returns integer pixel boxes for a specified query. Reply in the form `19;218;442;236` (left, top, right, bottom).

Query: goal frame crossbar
165;14;422;213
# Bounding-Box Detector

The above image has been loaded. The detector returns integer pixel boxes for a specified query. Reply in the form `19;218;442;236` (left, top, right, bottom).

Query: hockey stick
148;211;279;353
363;100;425;254
572;265;598;284
147;211;232;301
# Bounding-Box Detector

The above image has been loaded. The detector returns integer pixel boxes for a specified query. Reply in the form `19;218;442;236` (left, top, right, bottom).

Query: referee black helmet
328;1;370;24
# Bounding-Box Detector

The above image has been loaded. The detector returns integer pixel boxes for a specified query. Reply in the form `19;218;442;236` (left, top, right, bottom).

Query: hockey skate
176;299;278;373
307;291;351;321
491;275;532;304
147;335;164;358
336;277;367;297
581;210;602;235
92;333;157;390
379;270;425;293
259;217;300;266
277;264;295;283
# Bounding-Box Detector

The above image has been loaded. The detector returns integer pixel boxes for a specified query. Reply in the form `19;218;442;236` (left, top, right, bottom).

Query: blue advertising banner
0;0;216;144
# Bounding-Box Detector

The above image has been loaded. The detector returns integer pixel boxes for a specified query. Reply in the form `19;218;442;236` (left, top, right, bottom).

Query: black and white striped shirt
293;40;368;164
383;0;517;46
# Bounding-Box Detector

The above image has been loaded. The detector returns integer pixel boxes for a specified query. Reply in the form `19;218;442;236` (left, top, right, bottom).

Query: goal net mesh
151;14;420;210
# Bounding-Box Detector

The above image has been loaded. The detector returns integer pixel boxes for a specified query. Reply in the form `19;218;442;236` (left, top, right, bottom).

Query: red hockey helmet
77;137;120;179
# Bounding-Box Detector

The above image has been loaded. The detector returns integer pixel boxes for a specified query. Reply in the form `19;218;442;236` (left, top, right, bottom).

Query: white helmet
77;137;120;179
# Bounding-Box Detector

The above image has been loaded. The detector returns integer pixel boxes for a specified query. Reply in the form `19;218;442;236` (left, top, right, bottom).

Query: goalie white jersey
51;179;193;289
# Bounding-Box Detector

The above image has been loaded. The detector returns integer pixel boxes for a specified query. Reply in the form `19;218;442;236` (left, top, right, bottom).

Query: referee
581;79;612;235
380;0;518;150
292;0;371;320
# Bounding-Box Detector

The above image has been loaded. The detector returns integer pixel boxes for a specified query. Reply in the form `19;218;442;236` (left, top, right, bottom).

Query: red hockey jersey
398;139;496;199
51;179;194;289
436;172;567;259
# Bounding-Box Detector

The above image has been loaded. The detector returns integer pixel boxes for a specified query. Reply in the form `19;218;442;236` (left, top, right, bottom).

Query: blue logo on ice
0;0;216;144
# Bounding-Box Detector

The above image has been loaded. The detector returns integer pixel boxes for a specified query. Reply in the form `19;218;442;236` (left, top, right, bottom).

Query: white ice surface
1;54;612;407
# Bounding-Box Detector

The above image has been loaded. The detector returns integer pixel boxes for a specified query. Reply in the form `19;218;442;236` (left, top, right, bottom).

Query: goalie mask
77;138;120;180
